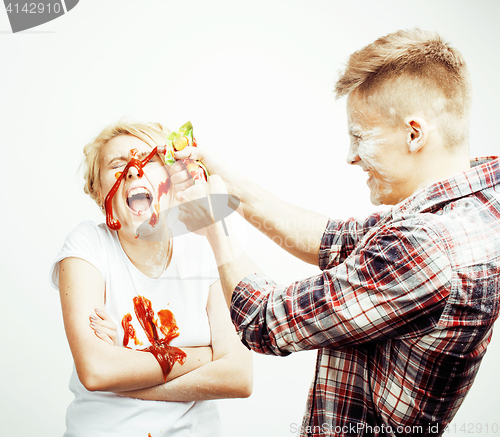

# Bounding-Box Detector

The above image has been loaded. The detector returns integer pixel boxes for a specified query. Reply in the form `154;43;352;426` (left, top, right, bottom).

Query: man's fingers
174;179;195;200
175;182;209;202
169;162;189;184
174;146;203;161
207;174;226;192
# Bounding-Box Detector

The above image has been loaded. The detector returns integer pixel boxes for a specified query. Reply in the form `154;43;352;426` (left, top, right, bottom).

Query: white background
1;1;499;436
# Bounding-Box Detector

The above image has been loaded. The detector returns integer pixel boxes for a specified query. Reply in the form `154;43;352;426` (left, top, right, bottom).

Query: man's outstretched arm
171;147;329;265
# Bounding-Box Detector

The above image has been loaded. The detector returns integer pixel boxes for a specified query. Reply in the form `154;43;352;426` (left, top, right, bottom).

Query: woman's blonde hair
82;120;169;207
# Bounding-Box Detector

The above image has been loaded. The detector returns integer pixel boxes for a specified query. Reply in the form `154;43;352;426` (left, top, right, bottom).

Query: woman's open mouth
127;186;153;215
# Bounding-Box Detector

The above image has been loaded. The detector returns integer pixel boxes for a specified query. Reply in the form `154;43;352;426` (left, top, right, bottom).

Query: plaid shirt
231;157;500;437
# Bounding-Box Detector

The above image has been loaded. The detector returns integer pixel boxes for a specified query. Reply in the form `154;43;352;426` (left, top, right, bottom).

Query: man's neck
410;150;470;196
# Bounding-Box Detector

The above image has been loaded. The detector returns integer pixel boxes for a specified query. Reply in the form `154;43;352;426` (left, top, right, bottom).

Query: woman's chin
132;214;170;242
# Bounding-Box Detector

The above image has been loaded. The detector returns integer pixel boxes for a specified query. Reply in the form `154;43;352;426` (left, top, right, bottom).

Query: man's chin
368;184;396;207
369;191;384;206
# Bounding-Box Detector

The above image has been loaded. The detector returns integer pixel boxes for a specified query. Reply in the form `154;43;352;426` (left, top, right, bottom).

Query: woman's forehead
102;135;153;159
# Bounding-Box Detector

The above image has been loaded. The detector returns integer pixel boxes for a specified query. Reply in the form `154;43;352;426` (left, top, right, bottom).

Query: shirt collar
392;156;500;220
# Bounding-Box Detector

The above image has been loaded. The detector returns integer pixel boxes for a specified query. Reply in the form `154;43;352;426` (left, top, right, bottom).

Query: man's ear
405;117;428;153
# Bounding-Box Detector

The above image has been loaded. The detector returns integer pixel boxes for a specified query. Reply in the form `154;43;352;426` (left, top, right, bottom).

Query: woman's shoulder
50;221;113;290
58;220;119;266
67;220;114;243
72;220;109;233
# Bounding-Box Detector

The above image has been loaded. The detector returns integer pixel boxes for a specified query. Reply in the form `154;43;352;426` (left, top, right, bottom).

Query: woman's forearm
78;344;213;393
118;351;252;401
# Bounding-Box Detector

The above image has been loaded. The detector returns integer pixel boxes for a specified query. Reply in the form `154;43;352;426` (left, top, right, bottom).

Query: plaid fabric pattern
231;157;500;436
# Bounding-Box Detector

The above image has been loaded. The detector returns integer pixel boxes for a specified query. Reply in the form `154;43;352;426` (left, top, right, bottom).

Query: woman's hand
90;309;119;346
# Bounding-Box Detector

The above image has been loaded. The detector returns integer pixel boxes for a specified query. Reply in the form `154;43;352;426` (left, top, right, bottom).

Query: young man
173;29;500;436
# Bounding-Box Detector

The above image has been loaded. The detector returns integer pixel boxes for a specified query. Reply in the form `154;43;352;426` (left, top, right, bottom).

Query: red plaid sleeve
231;219;452;355
318;211;391;270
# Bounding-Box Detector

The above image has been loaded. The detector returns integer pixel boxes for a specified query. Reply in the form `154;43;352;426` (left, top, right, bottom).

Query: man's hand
176;175;233;238
170;147;220;184
169;144;328;265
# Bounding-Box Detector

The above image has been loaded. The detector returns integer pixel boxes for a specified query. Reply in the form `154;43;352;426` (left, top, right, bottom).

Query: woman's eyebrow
137;150;154;160
107;150;154;166
107;156;128;165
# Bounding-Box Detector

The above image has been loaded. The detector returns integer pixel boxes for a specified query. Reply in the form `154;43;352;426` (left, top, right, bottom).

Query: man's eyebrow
348;125;363;136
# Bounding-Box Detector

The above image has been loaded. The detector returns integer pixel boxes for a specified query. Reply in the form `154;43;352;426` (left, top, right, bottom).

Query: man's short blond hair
82;120;169;207
335;28;472;149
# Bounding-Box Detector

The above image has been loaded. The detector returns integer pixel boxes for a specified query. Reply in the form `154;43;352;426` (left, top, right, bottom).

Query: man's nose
346;142;360;165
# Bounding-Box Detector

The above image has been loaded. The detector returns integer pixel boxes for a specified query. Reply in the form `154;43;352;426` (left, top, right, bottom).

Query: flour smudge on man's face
347;123;396;206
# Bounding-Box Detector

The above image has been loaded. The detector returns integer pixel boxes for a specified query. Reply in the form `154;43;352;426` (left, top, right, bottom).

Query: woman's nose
127;165;141;179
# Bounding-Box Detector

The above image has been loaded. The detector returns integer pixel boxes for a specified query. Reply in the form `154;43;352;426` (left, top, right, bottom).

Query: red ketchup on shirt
121;296;186;381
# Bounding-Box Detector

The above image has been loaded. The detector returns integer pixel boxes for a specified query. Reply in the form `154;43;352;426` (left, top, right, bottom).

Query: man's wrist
205;222;242;268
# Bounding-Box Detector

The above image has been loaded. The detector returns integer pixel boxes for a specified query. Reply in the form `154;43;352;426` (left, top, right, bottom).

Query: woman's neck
118;230;173;279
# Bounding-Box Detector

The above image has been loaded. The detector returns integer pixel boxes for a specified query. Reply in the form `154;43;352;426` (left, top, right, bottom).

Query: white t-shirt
50;221;221;437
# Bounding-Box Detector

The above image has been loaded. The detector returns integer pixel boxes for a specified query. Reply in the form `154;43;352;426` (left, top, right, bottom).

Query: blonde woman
50;121;252;437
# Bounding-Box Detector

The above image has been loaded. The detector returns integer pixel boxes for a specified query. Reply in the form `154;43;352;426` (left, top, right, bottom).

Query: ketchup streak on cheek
148;178;171;228
158;178;171;198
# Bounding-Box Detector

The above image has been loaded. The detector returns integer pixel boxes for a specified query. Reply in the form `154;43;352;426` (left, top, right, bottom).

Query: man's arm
228;223;453;356
171;147;329;265
177;184;452;355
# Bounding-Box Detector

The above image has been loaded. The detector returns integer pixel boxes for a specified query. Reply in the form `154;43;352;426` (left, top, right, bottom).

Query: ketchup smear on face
148;178;171;228
105;147;165;231
121;296;186;381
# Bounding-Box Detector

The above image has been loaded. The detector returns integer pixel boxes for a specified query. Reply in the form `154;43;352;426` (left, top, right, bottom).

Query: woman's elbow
221;373;252;398
76;362;110;392
79;372;101;392
237;375;253;398
232;362;253;398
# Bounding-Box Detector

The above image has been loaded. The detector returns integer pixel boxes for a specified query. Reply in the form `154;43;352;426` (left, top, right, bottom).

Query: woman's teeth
127;187;153;213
